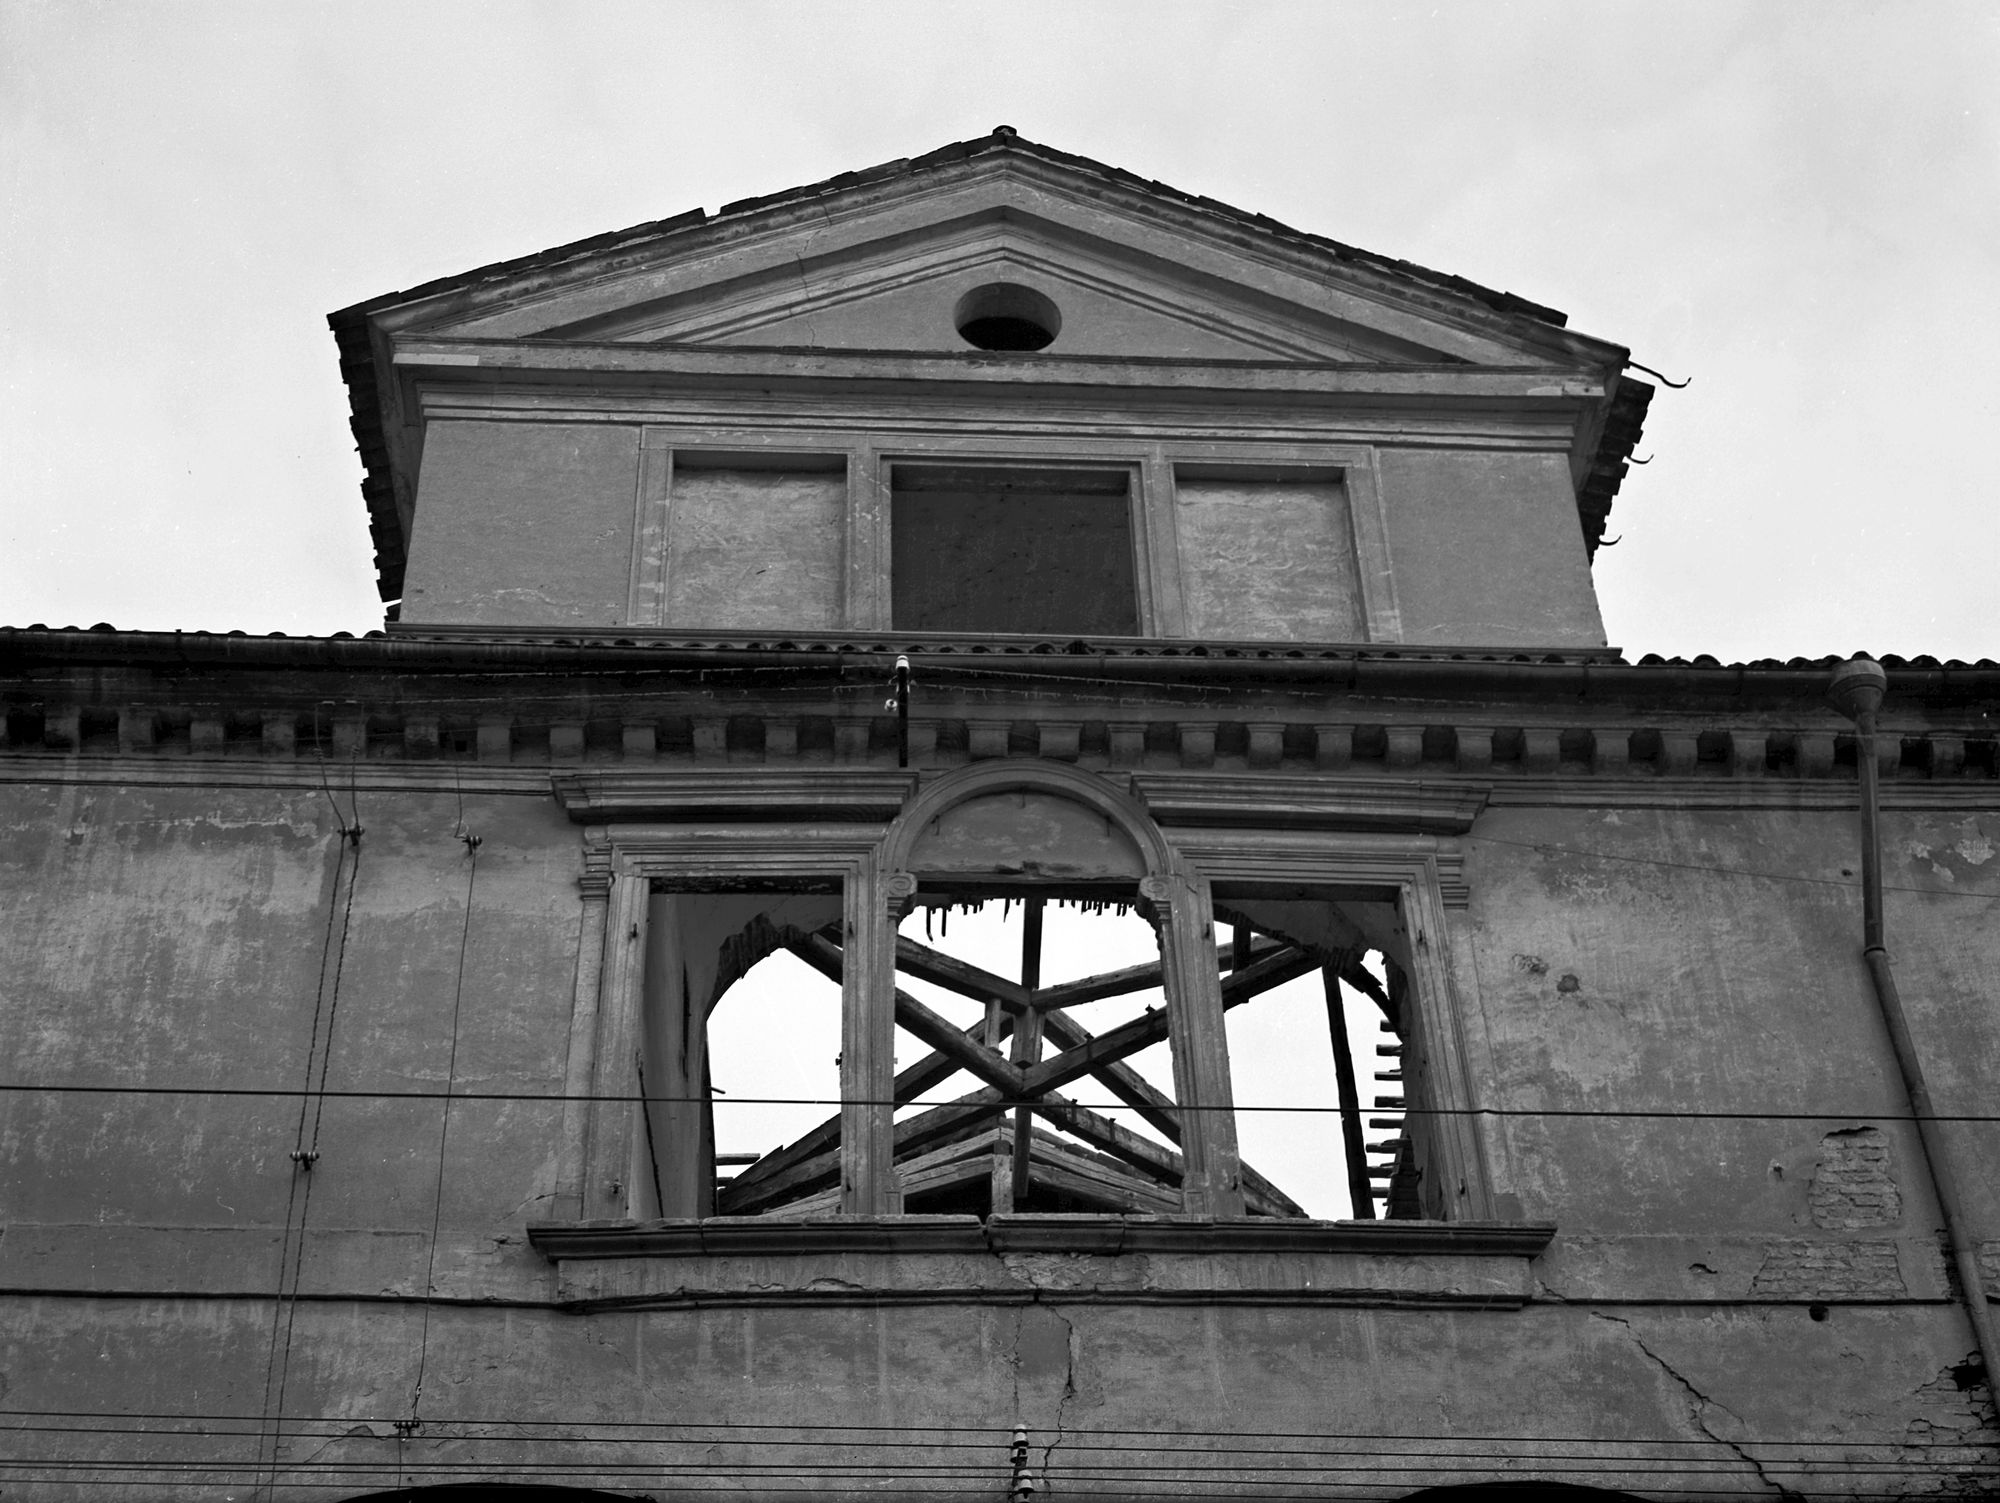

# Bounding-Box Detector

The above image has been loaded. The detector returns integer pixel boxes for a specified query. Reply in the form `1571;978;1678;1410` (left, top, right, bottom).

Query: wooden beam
722;1091;1009;1215
893;936;1031;1011
1009;898;1047;1209
1018;946;1317;1099
1035;1094;1180;1187
788;934;1028;1098
1028;936;1284;1012
731;938;1316;1219
1031;956;1164;1011
1323;965;1376;1221
727;949;1023;1203
1036;1007;1303;1219
1335;956;1390;1011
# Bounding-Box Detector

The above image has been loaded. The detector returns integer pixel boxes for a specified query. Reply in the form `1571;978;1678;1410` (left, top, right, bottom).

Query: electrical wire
5;1409;1993;1451
1;1079;1995;1122
258;816;361;1497
406;832;480;1468
12;778;1994;1496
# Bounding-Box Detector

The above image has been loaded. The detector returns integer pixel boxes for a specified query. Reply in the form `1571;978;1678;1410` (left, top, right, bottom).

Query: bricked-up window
890;465;1140;636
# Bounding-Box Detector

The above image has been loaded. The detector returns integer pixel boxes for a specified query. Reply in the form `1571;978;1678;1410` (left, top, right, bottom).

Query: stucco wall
1;767;1992;1497
3;1290;1989;1496
0;778;583;1302
401;420;640;626
1376;448;1607;646
1175;476;1363;642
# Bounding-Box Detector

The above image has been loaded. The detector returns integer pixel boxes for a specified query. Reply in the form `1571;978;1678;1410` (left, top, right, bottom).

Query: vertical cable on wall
256;791;360;1498
402;823;480;1476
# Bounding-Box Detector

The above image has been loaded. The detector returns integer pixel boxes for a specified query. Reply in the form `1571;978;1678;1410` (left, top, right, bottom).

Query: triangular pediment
381;140;1611;370
335;132;1648;605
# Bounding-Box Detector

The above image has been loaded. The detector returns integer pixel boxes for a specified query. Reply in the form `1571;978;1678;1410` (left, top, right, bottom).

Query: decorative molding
578;828;614;898
1434;849;1470;908
1134;773;1491;834
527;1213;1554;1262
552;768;918;822
525;1215;1553;1310
881;870;919;918
3;752;1990;814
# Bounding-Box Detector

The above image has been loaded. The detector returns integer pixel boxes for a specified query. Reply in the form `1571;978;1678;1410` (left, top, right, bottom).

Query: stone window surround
547;762;1492;1232
626;426;1403;642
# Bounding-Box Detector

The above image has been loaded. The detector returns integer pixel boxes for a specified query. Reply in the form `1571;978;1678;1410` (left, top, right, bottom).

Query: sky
707;903;1391;1221
3;0;1995;664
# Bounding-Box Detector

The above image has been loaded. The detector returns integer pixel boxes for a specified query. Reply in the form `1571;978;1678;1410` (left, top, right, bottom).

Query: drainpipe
1828;657;1998;1394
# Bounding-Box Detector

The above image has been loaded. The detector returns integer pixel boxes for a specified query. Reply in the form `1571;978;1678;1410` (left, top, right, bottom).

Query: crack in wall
1007;1297;1079;1498
1040;1305;1077;1497
1593;1313;1800;1499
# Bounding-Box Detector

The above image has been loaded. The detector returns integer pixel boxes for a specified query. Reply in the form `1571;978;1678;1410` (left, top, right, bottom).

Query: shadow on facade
1404;1485;1646;1501
343;1488;630;1502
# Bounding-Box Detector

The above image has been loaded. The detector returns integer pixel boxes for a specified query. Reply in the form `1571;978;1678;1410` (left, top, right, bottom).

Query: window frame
626;426;1401;643
552;766;1489;1225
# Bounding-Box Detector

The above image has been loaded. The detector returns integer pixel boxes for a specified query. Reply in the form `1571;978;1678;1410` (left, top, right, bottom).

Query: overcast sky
4;1;1995;663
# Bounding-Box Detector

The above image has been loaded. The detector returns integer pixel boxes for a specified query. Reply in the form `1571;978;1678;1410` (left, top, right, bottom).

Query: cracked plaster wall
1465;806;1998;1302
2;777;1996;1497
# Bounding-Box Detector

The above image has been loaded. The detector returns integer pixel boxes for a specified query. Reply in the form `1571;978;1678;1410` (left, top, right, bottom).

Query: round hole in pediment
954;283;1062;351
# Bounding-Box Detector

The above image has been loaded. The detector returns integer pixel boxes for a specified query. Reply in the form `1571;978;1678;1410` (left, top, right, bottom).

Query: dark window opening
954;282;1061;351
891;464;1139;636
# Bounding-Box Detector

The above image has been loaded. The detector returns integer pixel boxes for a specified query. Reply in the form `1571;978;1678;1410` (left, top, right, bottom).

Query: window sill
526;1215;1555;1312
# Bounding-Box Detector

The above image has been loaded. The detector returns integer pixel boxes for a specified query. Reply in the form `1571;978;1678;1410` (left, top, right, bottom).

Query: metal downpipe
1830;657;1998;1396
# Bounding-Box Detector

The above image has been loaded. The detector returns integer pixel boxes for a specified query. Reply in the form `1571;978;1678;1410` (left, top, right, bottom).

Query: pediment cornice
328;128;1652;604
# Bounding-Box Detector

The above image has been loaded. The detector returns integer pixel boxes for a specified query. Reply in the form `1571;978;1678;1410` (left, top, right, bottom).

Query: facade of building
2;130;1995;1499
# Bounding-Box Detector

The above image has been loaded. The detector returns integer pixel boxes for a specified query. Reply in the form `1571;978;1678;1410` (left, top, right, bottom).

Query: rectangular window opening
1212;889;1433;1221
642;884;846;1220
889;886;1183;1218
890;464;1140;636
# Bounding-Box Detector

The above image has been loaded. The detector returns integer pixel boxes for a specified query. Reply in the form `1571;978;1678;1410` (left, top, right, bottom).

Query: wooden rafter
1018;945;1319;1098
721;997;1018;1201
892;936;1031;1011
723;931;1321;1219
788;933;1029;1096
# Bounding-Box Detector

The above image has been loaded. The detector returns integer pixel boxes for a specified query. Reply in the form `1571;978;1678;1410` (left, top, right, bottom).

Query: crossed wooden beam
716;907;1363;1219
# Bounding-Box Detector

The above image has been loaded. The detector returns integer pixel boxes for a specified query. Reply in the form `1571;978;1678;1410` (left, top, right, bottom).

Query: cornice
552;768;917;822
1133;774;1490;834
389;337;1608;404
527;1213;1557;1261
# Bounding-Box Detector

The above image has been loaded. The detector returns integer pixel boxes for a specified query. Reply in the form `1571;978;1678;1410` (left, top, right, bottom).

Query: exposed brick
1750;1239;1905;1298
1810;1127;1901;1230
